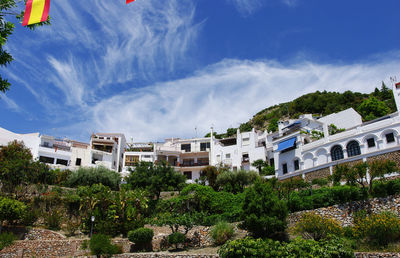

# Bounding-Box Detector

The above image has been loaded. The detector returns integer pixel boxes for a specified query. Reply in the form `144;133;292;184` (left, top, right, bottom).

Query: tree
251;159;267;173
0;140;53;192
357;96;391;121
1;0;50;93
216;170;259;194
0;197;26;233
267;118;279;133
368;159;397;193
126;162;186;200
241;181;288;239
199;165;219;190
66;166;121;191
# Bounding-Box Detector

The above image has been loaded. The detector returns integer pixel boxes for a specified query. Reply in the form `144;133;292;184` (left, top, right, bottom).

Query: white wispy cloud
58;55;400;142
0;94;22;113
227;0;264;15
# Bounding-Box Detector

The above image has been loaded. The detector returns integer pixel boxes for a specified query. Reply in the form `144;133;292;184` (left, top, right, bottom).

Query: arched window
331;145;344;161
347;141;361;157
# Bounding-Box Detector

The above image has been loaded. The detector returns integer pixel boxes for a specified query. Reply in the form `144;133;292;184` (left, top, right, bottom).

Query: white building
38;135;72;168
90;133;126;172
122;143;155;176
0;127;40;159
210;128;269;171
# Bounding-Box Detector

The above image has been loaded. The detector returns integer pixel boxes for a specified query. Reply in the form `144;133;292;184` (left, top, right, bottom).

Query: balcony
179;162;209;167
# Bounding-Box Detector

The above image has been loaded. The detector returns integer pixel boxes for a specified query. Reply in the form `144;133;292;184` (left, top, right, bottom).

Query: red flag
22;0;50;26
126;0;135;4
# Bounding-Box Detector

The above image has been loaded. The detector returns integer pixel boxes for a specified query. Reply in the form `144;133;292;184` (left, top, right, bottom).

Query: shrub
210;221;234;245
0;232;17;250
218;237;282;258
312;178;329;187
66;166;121;190
0;197;26;233
128;227;153;251
293;212;343;240
64;218;80;237
353;211;400;246
241;181;288;239
89;234;122;257
167;232;185;249
218;236;353;258
44;210;62;230
20;206;39;226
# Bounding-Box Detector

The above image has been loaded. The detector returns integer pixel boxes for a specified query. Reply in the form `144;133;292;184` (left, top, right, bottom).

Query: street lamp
90;216;95;238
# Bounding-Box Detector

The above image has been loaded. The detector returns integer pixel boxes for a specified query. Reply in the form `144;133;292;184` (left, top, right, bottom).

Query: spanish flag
126;0;135;3
22;0;50;26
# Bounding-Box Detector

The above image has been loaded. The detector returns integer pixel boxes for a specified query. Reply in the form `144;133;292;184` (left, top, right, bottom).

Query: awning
276;137;296;152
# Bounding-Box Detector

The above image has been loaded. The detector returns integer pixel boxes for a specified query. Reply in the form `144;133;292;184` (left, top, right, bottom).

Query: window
183;171;192;180
347;141;361;157
200;142;210;151
386;132;395;143
282;163;288;174
242;137;250;145
56;159;68;166
331;145;344;161
367;138;375;148
181;144;191;152
233;166;237;171
225;153;231;159
39;156;54;164
125;155;138;166
43;141;50;147
75;158;82;166
269;158;275;167
242;153;249;163
294;160;299;171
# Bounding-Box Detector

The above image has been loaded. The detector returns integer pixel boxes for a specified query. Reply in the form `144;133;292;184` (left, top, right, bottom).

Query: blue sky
1;0;399;142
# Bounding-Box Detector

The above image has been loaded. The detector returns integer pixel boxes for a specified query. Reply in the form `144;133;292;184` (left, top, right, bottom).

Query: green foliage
210;221;234;245
241;181;288;239
0;232;17;251
328;124;345;135
293;212;343;241
216;170;259;194
167;232;186;249
126;162;186;199
0;141;54;192
44;210;62;230
368;159;398;192
0;197;26;233
128;227;154;244
239;122;252;132
311;178;328;187
218;236;353;258
371;178;400;197
267;118;279;132
357;96;391;121
176;184;244;225
261;165;275;176
200;166;220;190
251;159;268;173
353;211;400;247
66;166;121;190
89;234;122;257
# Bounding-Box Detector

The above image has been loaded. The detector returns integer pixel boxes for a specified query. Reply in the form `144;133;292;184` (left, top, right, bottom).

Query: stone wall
288;194;400;228
367;150;400;166
304;167;331;181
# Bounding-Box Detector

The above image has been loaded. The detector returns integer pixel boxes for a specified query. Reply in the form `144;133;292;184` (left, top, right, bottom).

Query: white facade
70;141;91;169
210;128;268;171
90;133;126;172
38;135;72;168
0;127;40;159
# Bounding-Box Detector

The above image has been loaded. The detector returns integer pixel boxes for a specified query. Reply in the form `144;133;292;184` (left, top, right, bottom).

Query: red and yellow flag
22;0;50;26
126;0;135;4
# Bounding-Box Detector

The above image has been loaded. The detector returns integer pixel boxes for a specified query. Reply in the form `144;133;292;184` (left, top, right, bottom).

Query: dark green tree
241;181;288;239
126;162;186;200
251;159;267;173
267;118;279;132
357;96;391;121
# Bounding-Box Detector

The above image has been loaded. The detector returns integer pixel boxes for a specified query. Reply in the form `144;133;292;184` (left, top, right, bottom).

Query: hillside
210;82;396;138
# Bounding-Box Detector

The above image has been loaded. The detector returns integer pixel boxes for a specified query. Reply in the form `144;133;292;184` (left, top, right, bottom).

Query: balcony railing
40;145;71;152
179;162;209;167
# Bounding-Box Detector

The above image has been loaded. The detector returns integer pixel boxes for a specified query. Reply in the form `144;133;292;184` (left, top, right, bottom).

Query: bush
241;181;288;239
128;227;153;251
66;166;121;190
210;221;234;245
167;232;185;249
312;178;329;187
353;211;400;246
0;232;17;250
293;212;343;240
20;206;39;226
44;210;62;230
218;236;353;258
89;234;122;257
